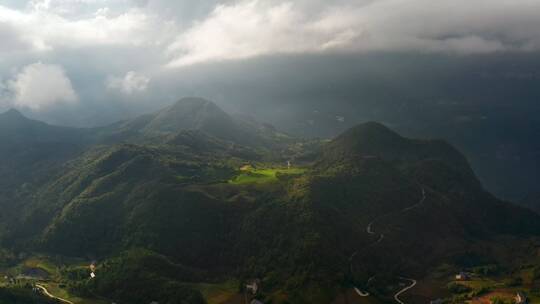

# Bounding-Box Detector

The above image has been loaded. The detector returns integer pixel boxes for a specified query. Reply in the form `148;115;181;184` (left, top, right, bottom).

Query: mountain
521;192;540;214
321;122;470;168
0;110;87;239
0;99;282;242
1;101;539;304
140;97;238;136
104;98;237;139
0;108;86;143
100;98;286;148
319;122;481;192
308;123;539;279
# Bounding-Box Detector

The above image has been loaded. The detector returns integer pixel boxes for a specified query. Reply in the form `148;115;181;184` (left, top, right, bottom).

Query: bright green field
229;168;306;185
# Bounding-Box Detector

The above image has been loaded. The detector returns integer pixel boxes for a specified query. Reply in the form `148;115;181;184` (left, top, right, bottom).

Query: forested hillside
1;99;539;304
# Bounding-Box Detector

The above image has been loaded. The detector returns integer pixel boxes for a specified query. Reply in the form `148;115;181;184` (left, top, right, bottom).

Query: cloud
0;2;175;53
1;0;540;124
5;62;78;110
166;0;540;66
107;71;150;95
166;1;333;66
3;0;540;68
28;0;111;15
0;22;33;54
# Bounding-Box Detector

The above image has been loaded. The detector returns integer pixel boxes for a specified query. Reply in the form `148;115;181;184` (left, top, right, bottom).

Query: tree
447;282;472;294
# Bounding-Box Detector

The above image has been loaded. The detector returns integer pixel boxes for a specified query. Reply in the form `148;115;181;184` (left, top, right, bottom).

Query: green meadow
229;167;306;184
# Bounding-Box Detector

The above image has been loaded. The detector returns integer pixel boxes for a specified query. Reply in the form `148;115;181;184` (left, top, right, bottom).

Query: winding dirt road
354;287;370;297
36;284;75;304
402;188;426;212
394;278;417;304
352;187;426;303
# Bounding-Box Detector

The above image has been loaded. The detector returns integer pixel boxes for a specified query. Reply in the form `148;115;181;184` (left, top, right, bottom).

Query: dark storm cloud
164;0;540;66
1;0;540;125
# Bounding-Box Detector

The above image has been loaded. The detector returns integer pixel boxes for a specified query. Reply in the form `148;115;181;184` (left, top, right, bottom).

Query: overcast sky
1;0;540;126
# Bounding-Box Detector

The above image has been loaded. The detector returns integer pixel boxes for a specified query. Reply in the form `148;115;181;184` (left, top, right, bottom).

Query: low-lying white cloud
6;62;78;110
107;71;150;95
166;1;338;67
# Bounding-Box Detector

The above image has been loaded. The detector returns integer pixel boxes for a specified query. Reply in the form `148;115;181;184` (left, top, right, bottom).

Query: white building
455;272;469;280
515;291;528;304
246;281;258;295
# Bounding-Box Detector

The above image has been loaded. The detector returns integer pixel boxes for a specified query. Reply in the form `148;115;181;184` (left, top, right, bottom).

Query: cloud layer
1;0;540;116
167;0;540;66
3;0;540;65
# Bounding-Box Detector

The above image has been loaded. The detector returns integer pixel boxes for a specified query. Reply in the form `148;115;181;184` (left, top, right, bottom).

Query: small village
425;268;537;304
2;245;540;304
0;255;107;304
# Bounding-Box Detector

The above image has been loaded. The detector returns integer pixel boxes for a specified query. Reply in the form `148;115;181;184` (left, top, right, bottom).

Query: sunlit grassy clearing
229;167;306;184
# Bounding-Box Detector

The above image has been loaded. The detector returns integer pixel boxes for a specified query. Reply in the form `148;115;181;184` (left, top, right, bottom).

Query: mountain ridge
1;98;539;304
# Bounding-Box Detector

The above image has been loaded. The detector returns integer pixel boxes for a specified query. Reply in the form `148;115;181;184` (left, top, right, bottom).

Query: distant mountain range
0;98;539;304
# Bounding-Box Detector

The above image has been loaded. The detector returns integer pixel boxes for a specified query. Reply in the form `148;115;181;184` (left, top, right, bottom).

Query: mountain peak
166;97;227;119
165;97;226;117
340;121;401;140
0;109;33;127
0;108;26;120
324;122;406;159
139;97;237;139
320;122;477;184
172;97;216;108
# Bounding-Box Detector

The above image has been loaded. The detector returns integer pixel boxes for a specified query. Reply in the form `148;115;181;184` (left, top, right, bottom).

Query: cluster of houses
429;292;528;304
428;272;530;304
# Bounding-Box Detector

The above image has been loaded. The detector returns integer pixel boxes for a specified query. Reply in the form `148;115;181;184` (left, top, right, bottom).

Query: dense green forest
1;98;539;304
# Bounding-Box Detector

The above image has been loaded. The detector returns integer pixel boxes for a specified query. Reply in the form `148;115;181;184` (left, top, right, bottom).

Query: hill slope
1;104;539;304
99;97;284;148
